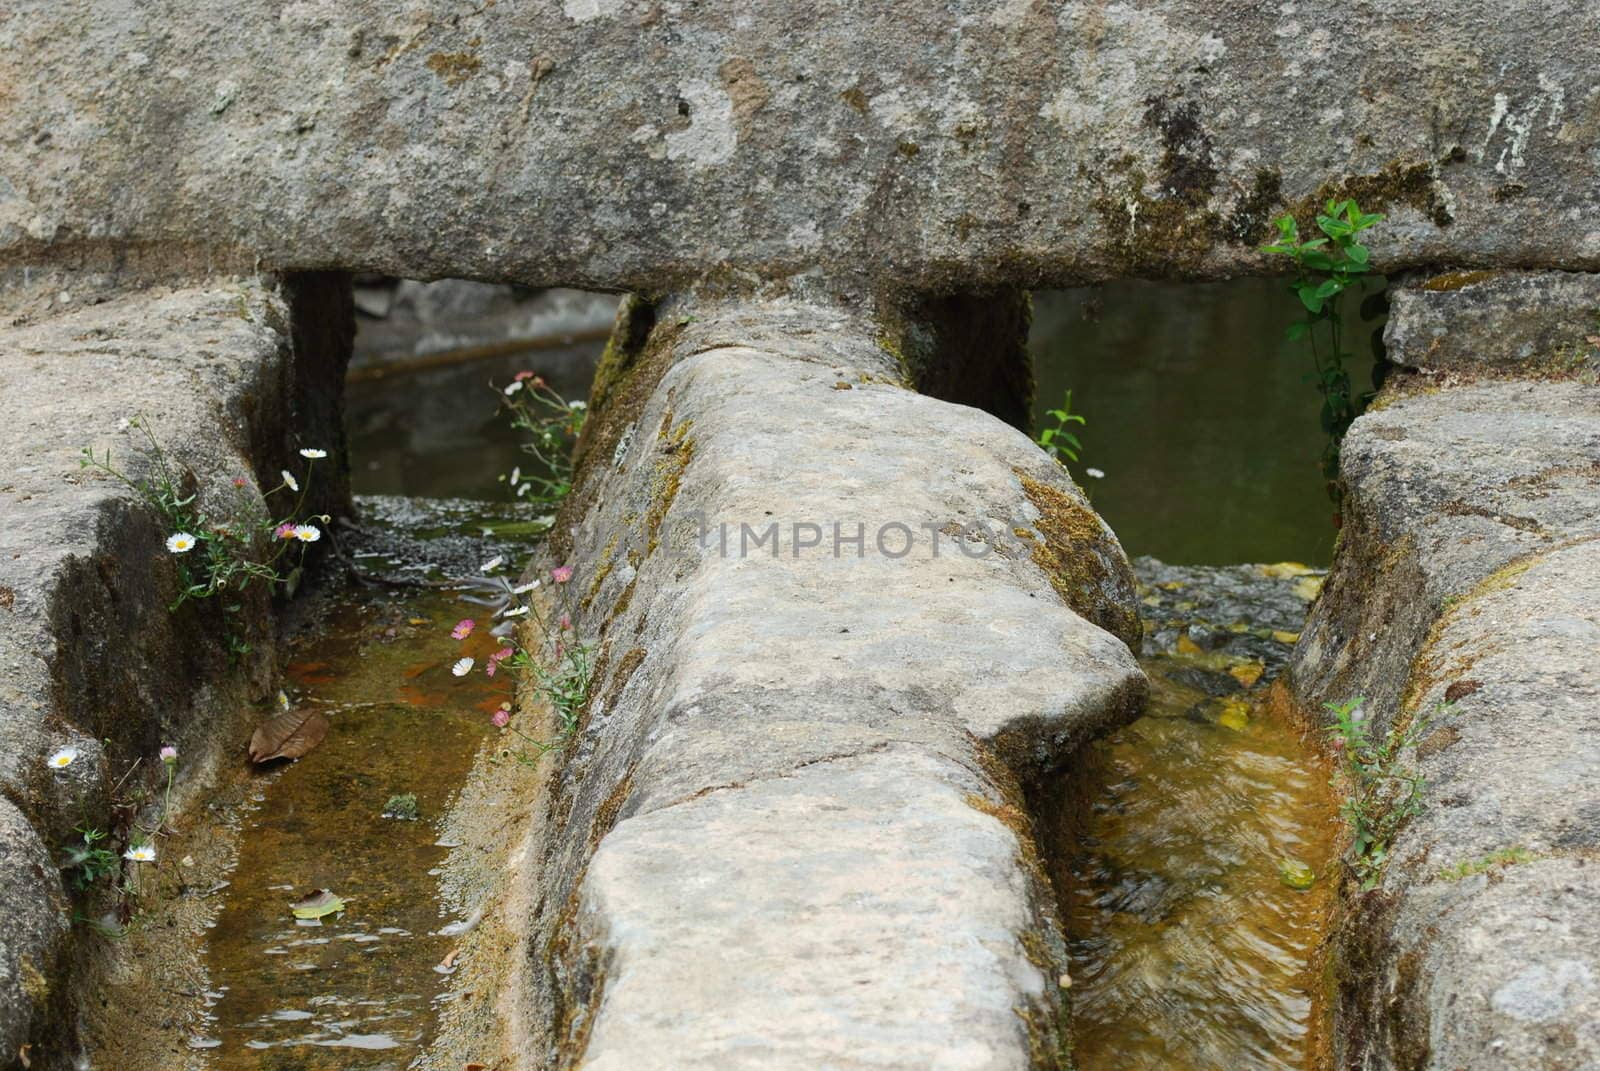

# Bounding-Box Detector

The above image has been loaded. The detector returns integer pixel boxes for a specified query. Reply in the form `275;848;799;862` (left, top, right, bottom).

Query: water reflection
1029;279;1384;565
198;592;509;1068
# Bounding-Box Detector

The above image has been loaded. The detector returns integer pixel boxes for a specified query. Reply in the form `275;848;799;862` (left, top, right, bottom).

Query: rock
351;284;620;372
1291;380;1600;722
1291;375;1600;1070
3;5;1598;292
1386;271;1600;374
526;297;1146;1068
0;798;69;1064
0;274;350;1063
1133;556;1322;672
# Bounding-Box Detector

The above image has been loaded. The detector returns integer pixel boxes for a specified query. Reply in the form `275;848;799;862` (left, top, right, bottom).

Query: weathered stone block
3;3;1597;291
1291;378;1600;1070
1386;271;1600;373
524;297;1145;1068
0;275;350;1063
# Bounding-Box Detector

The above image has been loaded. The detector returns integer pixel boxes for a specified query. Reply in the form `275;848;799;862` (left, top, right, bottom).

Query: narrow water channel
190;281;607;1067
201;588;508;1065
1030;281;1356;1069
1055;560;1339;1070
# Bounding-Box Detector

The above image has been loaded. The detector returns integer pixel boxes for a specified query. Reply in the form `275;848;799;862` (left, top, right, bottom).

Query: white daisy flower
509;466;521;485
124;843;157;863
568;400;587;410
451;657;474;677
1085;467;1106;479
281;470;299;492
502;605;529;618
503;381;524;395
47;747;78;770
299;448;327;459
480;556;504;573
512;580;540;594
277;689;291;711
291;525;321;543
166;532;198;554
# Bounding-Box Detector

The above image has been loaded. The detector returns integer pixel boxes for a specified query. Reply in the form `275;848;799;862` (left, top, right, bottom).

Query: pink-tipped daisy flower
551;565;573;584
451;619;475;640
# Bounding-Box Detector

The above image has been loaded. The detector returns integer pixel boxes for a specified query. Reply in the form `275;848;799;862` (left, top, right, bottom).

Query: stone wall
522;297;1145;1068
0;274;351;1064
3;2;1597;297
1290;272;1600;1069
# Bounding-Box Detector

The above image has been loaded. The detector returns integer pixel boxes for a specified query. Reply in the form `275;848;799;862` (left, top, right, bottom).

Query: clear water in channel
1051;564;1342;1071
200;588;510;1068
194;293;602;1067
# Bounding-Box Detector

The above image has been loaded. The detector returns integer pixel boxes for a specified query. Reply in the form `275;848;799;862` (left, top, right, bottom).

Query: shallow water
1054;562;1340;1071
1029;278;1385;565
198;588;511;1067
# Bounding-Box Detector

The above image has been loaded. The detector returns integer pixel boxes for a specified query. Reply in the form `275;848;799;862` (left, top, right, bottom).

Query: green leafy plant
498;374;587;508
60;826;120;891
1263;200;1385;508
1324;696;1447;889
1037;389;1087;465
80;416;327;639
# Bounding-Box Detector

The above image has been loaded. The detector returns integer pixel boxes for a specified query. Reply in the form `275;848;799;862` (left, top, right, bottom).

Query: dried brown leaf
249;709;330;764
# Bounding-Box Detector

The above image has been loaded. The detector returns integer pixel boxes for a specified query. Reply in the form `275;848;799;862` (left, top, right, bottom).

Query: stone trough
2;2;1600;1068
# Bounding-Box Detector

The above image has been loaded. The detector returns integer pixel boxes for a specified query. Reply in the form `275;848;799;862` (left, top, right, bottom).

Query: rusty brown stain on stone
426;51;481;87
719;57;770;129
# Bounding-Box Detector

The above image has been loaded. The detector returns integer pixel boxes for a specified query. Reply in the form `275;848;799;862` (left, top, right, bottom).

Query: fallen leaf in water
1175;634;1203;656
1228;661;1266;687
249;709;330;764
1279;859;1316;890
1271;629;1302;645
1291;575;1325;602
1258;561;1317;578
290;889;346;919
1216;697;1251;731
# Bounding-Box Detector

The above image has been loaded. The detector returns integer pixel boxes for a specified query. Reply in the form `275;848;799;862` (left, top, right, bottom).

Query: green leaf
1298;287;1325;314
1314;278;1343;300
1345;243;1370;264
1286;321;1310;341
290;889;346;920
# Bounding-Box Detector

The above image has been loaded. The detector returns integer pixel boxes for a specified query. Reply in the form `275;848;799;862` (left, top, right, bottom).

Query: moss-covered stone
1018;472;1142;650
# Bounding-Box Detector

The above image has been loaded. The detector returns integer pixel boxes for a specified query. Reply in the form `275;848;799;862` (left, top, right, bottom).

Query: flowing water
189;292;601;1067
199;588;510;1066
1051;560;1341;1071
1030;281;1359;1068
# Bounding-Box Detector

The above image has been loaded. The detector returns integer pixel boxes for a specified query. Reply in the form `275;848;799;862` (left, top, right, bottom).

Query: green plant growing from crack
1262;199;1385;512
80;415;327;649
1036;389;1087;465
497;373;587;508
1324;696;1449;889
